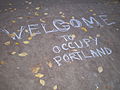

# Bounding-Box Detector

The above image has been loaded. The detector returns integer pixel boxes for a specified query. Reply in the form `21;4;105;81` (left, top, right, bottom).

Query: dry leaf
28;36;32;40
98;66;103;73
53;85;58;90
35;7;40;10
23;41;30;44
47;62;53;68
71;16;75;19
88;36;93;39
18;17;23;19
0;61;5;64
44;13;48;15
71;34;76;39
32;67;40;73
35;12;39;16
11;20;16;23
11;52;16;55
40;19;45;23
35;73;44;78
71;49;77;51
18;52;28;57
8;33;16;38
89;9;93;12
4;41;10;45
40;79;45;86
81;27;88;32
15;42;20;45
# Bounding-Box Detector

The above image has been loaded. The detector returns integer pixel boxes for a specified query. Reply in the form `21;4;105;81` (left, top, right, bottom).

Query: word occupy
0;15;115;40
52;37;112;66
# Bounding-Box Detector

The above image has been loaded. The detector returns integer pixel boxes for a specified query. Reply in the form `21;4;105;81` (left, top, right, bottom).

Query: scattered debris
32;66;40;73
4;41;10;45
23;41;30;44
40;79;45;86
53;85;58;90
35;73;44;78
18;52;28;57
98;66;103;73
81;27;88;32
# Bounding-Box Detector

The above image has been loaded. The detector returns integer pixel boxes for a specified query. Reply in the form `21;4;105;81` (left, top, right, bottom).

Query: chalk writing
52;36;112;66
0;14;115;40
53;47;112;66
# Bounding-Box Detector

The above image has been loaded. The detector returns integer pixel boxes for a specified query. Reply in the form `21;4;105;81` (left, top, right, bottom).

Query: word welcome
0;15;115;40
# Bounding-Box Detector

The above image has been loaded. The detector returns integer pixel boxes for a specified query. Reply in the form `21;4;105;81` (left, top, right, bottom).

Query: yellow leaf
40;19;45;23
11;20;16;23
81;27;88;32
15;42;20;45
32;67;40;73
35;12;39;16
11;52;16;55
18;52;28;57
28;36;32;40
35;73;44;78
98;66;103;73
35;7;40;10
23;41;30;44
53;85;58;90
40;79;45;86
47;62;53;68
4;41;10;45
89;9;93;12
44;12;48;15
71;34;76;39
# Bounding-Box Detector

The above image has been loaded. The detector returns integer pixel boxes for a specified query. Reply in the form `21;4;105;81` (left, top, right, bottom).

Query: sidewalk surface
0;0;120;90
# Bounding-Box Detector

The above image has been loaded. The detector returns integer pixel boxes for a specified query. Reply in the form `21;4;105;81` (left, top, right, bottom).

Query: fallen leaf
35;7;40;10
81;27;88;32
89;9;93;12
96;34;100;37
47;61;53;68
0;61;5;64
71;34;76;39
11;20;16;23
40;19;45;23
18;52;28;57
93;13;96;16
40;79;45;86
23;41;30;44
98;66;103;73
53;85;58;90
32;67;40;73
15;42;20;45
44;12;48;15
11;52;16;55
18;17;23;19
35;73;44;78
8;33;16;38
35;12;39;16
71;16;75;19
4;41;10;45
71;49;77;51
28;36;32;40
